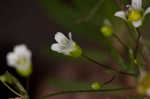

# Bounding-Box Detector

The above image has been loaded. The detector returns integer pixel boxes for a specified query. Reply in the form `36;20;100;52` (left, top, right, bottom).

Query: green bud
128;9;142;21
91;82;101;90
101;26;113;37
69;43;82;58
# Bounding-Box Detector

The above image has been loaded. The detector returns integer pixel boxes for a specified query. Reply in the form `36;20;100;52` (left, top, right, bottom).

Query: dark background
0;0;61;98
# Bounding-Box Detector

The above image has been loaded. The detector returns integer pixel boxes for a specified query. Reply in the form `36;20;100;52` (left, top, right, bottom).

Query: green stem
133;28;142;76
82;54;136;77
76;0;104;23
41;87;134;99
113;34;129;50
2;82;22;97
134;28;142;59
102;75;116;87
119;0;124;10
86;0;104;20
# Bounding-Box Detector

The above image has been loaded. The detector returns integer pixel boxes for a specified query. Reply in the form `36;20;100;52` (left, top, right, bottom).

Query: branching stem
134;28;142;59
41;87;134;99
113;34;129;50
82;54;136;77
102;75;116;87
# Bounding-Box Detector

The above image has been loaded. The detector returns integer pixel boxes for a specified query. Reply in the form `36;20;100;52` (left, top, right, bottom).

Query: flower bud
91;82;101;90
101;26;113;37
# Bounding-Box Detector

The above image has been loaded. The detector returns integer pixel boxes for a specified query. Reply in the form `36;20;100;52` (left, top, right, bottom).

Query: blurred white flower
7;44;32;77
115;0;150;28
137;71;150;96
51;32;82;58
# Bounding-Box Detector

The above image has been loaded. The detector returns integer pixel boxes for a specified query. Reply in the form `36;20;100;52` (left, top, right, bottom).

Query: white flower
51;32;82;57
114;0;150;28
137;71;150;96
7;44;32;77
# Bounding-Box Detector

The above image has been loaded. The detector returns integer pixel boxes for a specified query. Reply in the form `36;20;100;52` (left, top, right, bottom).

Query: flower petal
68;32;72;40
146;88;150;96
114;11;127;20
55;32;69;45
51;43;63;53
14;44;32;59
7;52;18;67
132;20;142;28
144;7;150;17
132;0;142;11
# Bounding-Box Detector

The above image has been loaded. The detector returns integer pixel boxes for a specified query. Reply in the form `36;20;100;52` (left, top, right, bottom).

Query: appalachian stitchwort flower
137;71;150;96
51;32;82;58
7;44;32;77
115;0;150;28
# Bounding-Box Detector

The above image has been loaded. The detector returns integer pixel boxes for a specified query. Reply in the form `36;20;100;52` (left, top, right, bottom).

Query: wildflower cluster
1;0;150;99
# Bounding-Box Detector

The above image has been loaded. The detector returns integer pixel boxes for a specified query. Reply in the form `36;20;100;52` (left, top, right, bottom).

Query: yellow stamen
128;9;142;21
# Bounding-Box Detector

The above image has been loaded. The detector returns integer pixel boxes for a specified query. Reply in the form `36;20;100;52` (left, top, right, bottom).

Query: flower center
128;9;142;21
16;57;27;66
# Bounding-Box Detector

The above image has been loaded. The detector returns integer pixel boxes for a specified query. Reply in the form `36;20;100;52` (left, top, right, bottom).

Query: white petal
114;11;127;20
139;71;146;81
132;20;142;27
144;7;150;16
132;0;142;11
146;88;150;96
68;32;72;40
126;5;132;11
51;43;63;53
55;32;69;45
6;52;18;67
14;44;32;59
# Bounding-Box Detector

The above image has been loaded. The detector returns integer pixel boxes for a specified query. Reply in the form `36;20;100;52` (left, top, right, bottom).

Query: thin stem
76;0;104;23
2;82;22;97
86;0;104;20
102;75;116;87
82;54;136;77
41;87;134;99
133;28;142;76
134;28;142;59
119;0;124;10
113;34;129;50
